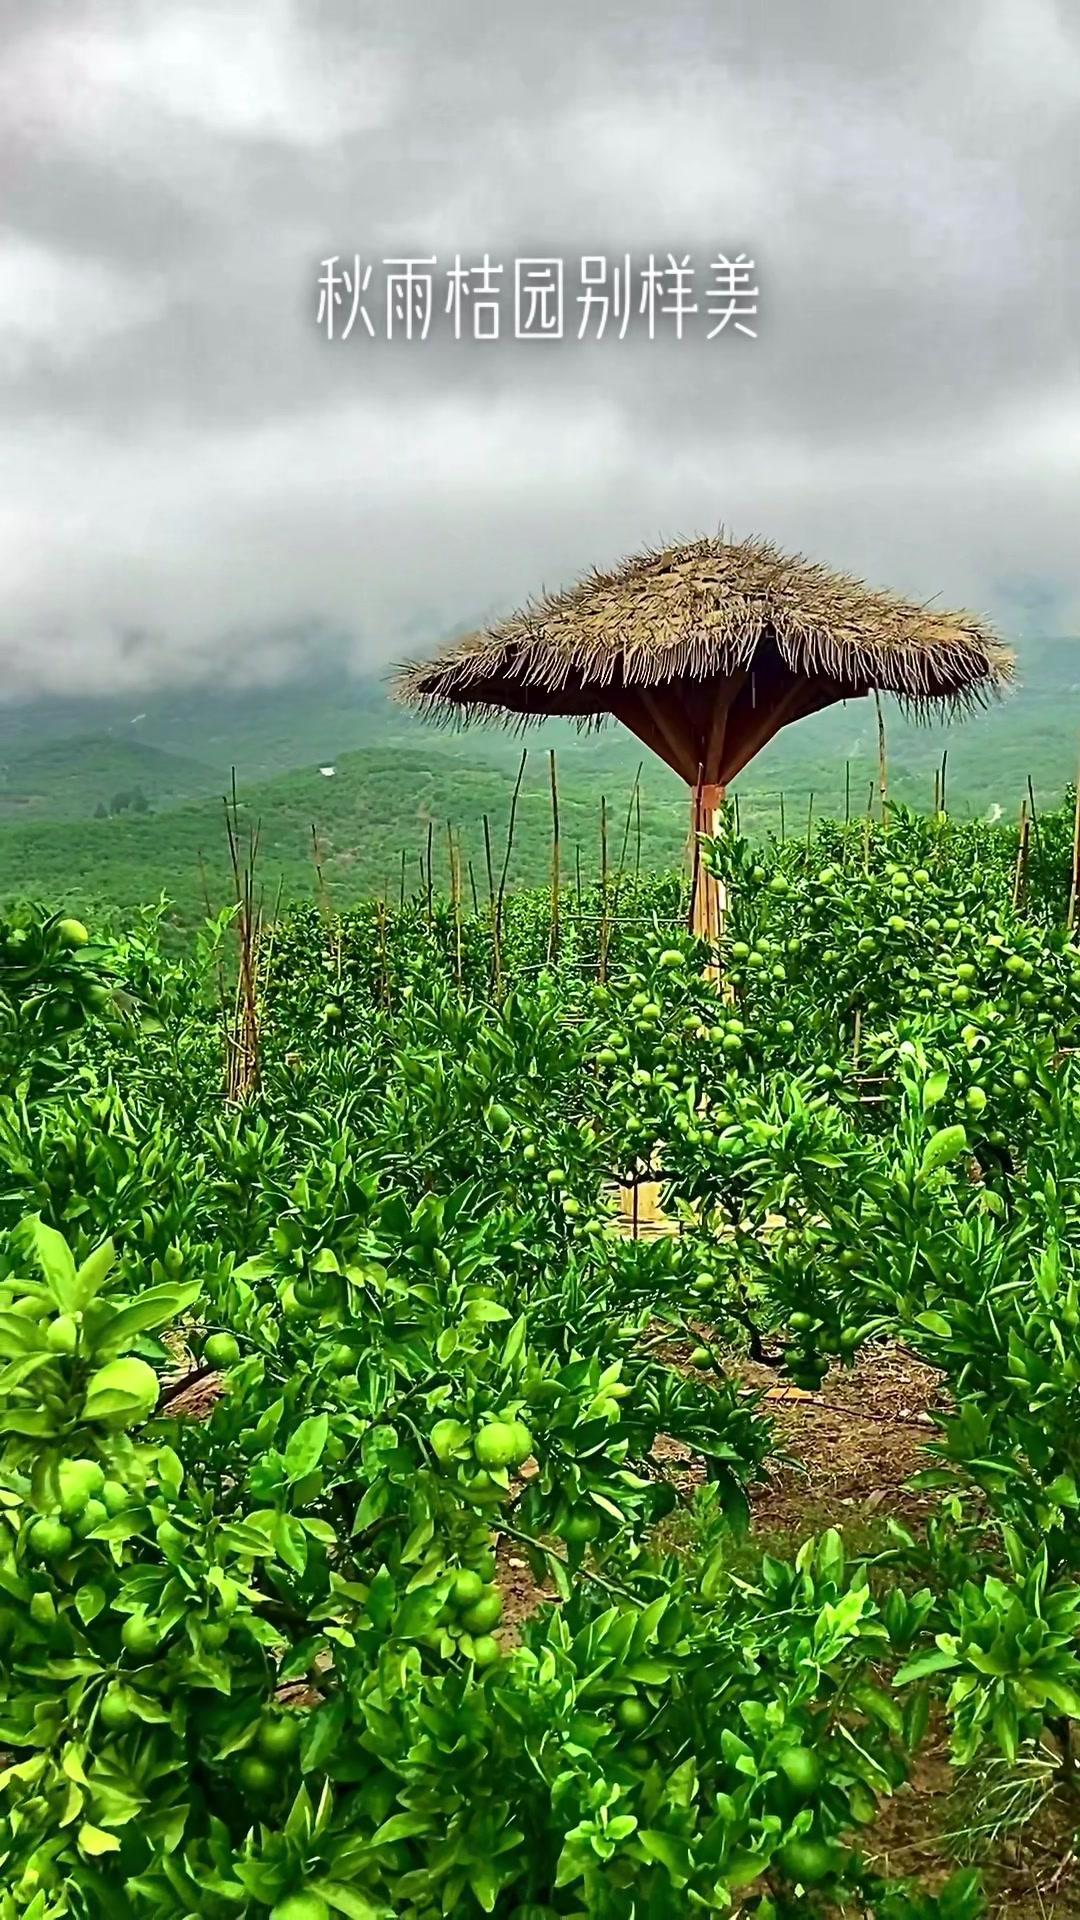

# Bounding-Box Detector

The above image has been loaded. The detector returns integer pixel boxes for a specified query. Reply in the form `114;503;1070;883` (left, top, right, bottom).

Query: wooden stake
399;847;407;912
610;764;642;930
494;749;527;992
482;814;496;910
1026;775;1040;852
939;749;948;817
844;759;851;826
873;690;888;825
310;822;330;917
1012;799;1030;912
449;825;463;987
377;896;389;1011
779;790;786;844
598;795;610;983
806;789;815;849
425;820;434;927
468;859;480;917
548;749;560;966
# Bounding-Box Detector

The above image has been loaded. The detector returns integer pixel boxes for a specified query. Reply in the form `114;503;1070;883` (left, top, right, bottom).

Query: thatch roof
393;535;1013;729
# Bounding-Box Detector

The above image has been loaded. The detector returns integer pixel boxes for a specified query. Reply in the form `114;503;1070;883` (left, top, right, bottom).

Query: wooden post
690;780;726;978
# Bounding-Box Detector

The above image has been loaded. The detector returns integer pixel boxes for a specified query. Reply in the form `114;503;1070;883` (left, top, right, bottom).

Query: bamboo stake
844;760;851;826
377;896;389;1011
448;824;463;987
873;690;888;825
494;749;527;992
609;764;642;931
598;795;610;983
939;749;948;817
468;859;480;917
779;791;786;844
222;772;261;1101
399;848;407;912
1026;775;1040;852
1060;760;1068;933
548;749;560;967
806;789;815;849
634;781;642;885
1012;799;1030;912
482;814;496;910
425;821;434;927
310;823;330;917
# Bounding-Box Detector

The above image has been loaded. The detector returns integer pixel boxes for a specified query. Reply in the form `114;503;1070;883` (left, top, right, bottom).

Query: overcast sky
1;0;1077;701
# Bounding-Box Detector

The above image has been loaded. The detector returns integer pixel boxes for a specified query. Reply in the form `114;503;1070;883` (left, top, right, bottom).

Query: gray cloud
1;0;1078;699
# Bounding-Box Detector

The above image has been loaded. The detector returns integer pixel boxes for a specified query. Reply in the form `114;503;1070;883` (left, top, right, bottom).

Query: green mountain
0;735;222;823
0;635;1075;930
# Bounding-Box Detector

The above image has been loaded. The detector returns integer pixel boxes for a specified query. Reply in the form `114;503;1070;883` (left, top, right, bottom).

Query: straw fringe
393;534;1013;726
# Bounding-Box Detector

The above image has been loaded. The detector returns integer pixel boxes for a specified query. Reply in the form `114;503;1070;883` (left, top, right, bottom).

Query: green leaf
284;1413;329;1483
311;1884;385;1920
301;1694;347;1773
75;1585;106;1626
637;1830;692;1884
95;1280;202;1357
915;1311;952;1339
369;1811;433;1846
29;1218;78;1311
78;1822;121;1856
74;1240;117;1301
922;1070;949;1110
893;1650;959;1685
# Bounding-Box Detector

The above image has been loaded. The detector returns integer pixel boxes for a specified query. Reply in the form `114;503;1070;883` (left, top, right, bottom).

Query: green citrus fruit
72;1498;107;1539
617;1697;650;1732
471;1633;501;1668
81;1356;159;1430
57;1458;105;1518
461;1589;502;1634
474;1422;527;1472
101;1479;129;1516
121;1613;160;1659
29;1516;73;1561
99;1683;139;1732
563;1509;601;1544
203;1332;240;1369
237;1752;279;1798
452;1569;486;1610
56;918;90;949
778;1838;841;1885
256;1713;301;1761
777;1745;824;1797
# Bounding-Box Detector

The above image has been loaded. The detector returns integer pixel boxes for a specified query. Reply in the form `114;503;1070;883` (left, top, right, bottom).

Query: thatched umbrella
394;534;1013;954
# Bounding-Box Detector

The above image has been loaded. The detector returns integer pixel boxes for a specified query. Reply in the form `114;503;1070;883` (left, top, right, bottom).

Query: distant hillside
0;734;222;822
0;633;1075;929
